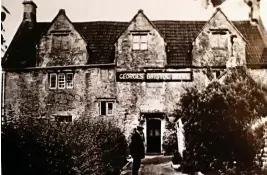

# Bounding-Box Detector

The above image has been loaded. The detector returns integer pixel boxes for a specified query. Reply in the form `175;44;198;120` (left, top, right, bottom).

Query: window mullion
139;36;142;50
106;103;109;115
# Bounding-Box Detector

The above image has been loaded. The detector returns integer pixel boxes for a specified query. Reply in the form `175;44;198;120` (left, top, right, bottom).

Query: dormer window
209;29;228;49
132;34;148;50
51;33;70;52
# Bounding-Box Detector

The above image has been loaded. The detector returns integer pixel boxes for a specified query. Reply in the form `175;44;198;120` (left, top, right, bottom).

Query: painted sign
116;71;192;82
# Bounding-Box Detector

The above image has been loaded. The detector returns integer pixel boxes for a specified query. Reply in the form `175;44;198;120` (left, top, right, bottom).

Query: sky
1;0;267;46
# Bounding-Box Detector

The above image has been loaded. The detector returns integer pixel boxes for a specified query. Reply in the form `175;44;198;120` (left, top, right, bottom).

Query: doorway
146;119;161;154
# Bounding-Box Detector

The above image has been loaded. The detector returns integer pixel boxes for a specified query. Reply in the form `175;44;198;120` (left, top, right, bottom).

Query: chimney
245;0;261;25
22;0;37;27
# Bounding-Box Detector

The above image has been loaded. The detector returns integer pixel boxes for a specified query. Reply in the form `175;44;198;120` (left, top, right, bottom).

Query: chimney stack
245;0;261;25
22;0;37;28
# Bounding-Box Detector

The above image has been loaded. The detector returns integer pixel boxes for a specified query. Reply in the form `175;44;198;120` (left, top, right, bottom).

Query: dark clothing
130;131;145;175
129;131;145;159
132;158;141;175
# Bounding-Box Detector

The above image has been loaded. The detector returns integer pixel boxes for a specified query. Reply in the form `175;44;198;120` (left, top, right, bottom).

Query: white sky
1;0;267;46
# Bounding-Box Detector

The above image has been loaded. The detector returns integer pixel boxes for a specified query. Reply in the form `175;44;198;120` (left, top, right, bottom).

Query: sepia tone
1;0;267;174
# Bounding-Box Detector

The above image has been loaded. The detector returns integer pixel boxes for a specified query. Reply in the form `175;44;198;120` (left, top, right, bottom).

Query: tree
178;67;267;174
198;0;227;9
1;5;10;53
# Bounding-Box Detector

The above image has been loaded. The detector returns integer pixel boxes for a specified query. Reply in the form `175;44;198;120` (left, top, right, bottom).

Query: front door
146;119;161;153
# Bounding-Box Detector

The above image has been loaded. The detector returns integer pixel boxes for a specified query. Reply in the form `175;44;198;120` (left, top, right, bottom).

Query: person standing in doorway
129;125;145;175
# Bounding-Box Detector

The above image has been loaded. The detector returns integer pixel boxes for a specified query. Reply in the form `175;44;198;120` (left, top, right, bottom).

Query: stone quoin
1;0;267;155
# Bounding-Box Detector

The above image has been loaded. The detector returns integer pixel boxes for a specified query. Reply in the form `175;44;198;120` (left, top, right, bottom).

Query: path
120;155;186;175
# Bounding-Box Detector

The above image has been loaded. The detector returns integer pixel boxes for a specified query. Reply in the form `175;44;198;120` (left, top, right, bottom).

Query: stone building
2;0;267;154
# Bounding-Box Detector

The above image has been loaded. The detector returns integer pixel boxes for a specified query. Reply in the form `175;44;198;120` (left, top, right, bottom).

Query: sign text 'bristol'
117;72;192;82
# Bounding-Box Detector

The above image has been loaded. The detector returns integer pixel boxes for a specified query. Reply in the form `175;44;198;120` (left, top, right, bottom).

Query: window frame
99;101;114;116
54;115;72;123
66;73;74;89
209;30;228;50
49;72;74;90
49;73;58;89
132;34;148;51
51;33;70;52
58;73;66;89
107;102;114;115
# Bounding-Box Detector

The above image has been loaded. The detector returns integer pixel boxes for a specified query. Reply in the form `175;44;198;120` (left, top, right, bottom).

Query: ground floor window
55;115;72;122
99;101;114;116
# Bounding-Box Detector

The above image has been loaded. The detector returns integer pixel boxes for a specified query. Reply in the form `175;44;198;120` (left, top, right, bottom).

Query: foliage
1;5;10;52
178;67;267;174
162;121;178;155
172;151;183;165
198;0;227;9
1;116;128;175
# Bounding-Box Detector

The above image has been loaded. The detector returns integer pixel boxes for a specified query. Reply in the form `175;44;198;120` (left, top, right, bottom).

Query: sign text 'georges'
117;72;192;81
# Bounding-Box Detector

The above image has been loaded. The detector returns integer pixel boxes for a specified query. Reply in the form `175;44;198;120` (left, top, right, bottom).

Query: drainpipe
176;118;185;157
176;122;180;156
1;71;5;117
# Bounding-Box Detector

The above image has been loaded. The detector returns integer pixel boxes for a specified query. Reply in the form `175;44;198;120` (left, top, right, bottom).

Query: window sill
48;88;74;91
132;49;148;52
99;115;114;117
211;47;227;50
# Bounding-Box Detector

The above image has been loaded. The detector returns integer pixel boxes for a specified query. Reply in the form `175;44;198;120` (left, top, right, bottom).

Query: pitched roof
3;19;267;68
74;21;128;64
153;20;206;65
234;21;267;64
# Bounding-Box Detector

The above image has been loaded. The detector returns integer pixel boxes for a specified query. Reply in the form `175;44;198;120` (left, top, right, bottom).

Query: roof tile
3;20;267;68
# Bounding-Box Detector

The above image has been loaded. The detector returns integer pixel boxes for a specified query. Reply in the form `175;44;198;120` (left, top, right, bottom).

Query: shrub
162;121;178;155
71;117;128;175
178;67;267;174
172;151;182;165
1;116;127;175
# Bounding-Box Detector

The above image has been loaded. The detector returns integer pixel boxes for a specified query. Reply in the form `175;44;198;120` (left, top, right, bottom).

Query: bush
1;116;128;175
178;67;267;173
172;151;182;165
162;121;178;155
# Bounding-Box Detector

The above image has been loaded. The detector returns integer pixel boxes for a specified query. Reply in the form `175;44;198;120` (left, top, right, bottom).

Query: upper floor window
66;73;74;88
100;69;114;80
50;73;57;89
132;34;148;50
58;73;66;89
52;34;70;52
49;72;74;89
209;30;228;49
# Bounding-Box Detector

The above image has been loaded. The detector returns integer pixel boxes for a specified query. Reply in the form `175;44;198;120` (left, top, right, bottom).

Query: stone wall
116;10;167;71
37;10;88;67
115;69;208;139
193;9;246;67
3;69;86;119
3;67;116;121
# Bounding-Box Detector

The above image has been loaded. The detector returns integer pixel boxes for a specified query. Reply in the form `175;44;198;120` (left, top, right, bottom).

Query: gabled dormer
116;10;167;71
37;9;88;67
192;8;247;67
